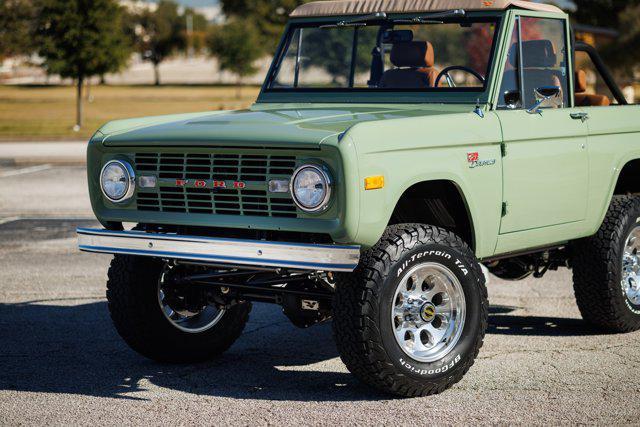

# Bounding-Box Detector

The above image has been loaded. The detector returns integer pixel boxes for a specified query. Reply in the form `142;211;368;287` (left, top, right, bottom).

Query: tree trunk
154;63;161;86
236;76;242;99
76;77;84;130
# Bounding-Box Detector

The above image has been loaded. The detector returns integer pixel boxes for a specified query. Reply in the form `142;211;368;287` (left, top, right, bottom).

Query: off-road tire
106;255;251;363
572;195;640;332
332;224;488;397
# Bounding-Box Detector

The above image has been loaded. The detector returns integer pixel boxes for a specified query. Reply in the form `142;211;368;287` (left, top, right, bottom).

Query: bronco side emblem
467;152;496;169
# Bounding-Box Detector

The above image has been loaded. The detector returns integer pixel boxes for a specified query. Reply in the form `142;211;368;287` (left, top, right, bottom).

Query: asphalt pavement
0;164;639;425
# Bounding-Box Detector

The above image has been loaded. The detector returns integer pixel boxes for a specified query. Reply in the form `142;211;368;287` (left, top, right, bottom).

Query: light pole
186;14;194;60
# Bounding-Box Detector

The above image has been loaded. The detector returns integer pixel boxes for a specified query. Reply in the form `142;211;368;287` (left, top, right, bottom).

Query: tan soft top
291;0;563;17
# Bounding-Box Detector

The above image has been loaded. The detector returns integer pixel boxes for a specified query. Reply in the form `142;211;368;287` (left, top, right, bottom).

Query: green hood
97;103;471;148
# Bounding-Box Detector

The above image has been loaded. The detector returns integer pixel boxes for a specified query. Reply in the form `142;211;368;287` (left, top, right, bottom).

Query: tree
301;27;377;84
573;0;638;28
37;0;130;129
208;20;263;98
220;0;311;53
573;0;640;76
0;0;38;59
605;3;640;75
133;0;185;85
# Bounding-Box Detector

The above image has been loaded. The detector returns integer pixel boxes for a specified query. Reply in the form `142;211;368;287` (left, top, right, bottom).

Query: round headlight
290;165;332;213
100;160;135;203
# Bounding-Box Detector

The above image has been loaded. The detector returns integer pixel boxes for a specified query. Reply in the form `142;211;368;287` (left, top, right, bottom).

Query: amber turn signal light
364;175;384;190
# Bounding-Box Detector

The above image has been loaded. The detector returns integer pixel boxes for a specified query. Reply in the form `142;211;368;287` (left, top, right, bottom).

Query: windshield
267;15;500;93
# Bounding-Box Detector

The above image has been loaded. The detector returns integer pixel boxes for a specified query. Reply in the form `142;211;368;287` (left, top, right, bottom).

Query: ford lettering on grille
133;152;299;218
172;179;247;189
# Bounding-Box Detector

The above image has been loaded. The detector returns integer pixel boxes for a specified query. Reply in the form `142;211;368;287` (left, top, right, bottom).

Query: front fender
343;112;503;258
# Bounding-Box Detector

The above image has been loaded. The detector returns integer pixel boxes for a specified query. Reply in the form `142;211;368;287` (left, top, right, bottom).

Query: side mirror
503;90;521;109
527;86;563;114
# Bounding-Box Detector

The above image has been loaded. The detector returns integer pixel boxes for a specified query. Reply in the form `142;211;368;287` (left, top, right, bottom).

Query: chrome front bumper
77;228;361;272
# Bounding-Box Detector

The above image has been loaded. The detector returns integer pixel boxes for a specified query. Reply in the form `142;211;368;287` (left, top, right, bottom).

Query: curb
0;157;86;167
0;142;87;167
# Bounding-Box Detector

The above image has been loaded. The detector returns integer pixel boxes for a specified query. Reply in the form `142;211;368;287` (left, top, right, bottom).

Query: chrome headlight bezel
290;164;332;213
100;160;136;203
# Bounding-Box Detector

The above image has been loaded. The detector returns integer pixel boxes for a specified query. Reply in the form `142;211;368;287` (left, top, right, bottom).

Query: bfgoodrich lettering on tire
332;224;488;397
572;195;640;332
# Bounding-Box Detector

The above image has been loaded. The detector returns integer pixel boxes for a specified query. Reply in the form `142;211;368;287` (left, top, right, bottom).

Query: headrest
390;41;434;68
509;40;557;68
575;69;587;93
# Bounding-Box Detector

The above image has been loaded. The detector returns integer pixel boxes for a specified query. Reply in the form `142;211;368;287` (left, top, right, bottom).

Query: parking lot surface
0;165;639;425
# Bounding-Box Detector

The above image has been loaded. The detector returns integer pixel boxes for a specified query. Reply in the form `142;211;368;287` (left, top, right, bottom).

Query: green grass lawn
2;83;636;141
0;85;260;141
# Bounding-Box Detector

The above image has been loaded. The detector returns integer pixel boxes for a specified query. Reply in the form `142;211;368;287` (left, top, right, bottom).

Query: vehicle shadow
0;300;384;402
0;300;604;402
487;305;605;336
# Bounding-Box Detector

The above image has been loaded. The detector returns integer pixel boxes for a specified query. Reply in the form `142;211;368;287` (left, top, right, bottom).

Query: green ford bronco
79;0;640;397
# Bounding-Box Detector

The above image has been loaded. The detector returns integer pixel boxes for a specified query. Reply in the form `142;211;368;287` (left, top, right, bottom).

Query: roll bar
575;41;628;105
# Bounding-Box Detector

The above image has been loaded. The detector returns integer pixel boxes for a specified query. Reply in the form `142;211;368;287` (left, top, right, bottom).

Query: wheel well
614;160;640;195
388;180;474;249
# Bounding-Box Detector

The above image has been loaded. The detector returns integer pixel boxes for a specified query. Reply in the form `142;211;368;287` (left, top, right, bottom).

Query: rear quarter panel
583;105;640;235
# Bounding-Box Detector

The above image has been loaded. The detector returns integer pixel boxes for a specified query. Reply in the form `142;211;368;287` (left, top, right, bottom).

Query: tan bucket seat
380;41;439;88
574;69;611;107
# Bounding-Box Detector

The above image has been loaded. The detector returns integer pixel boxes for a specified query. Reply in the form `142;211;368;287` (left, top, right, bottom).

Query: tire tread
106;255;251;363
572;195;640;332
332;224;488;397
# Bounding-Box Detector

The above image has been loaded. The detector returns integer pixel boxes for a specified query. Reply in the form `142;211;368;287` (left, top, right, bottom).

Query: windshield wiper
320;12;388;29
393;9;466;24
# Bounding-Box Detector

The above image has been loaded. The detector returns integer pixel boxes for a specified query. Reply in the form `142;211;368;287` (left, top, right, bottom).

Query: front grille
135;153;297;181
133;153;299;218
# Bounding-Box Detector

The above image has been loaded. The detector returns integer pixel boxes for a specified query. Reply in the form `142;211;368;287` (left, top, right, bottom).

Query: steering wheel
434;66;485;88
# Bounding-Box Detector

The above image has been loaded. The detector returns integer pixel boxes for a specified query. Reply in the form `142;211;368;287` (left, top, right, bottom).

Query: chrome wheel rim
391;263;466;363
622;226;640;306
158;272;225;334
